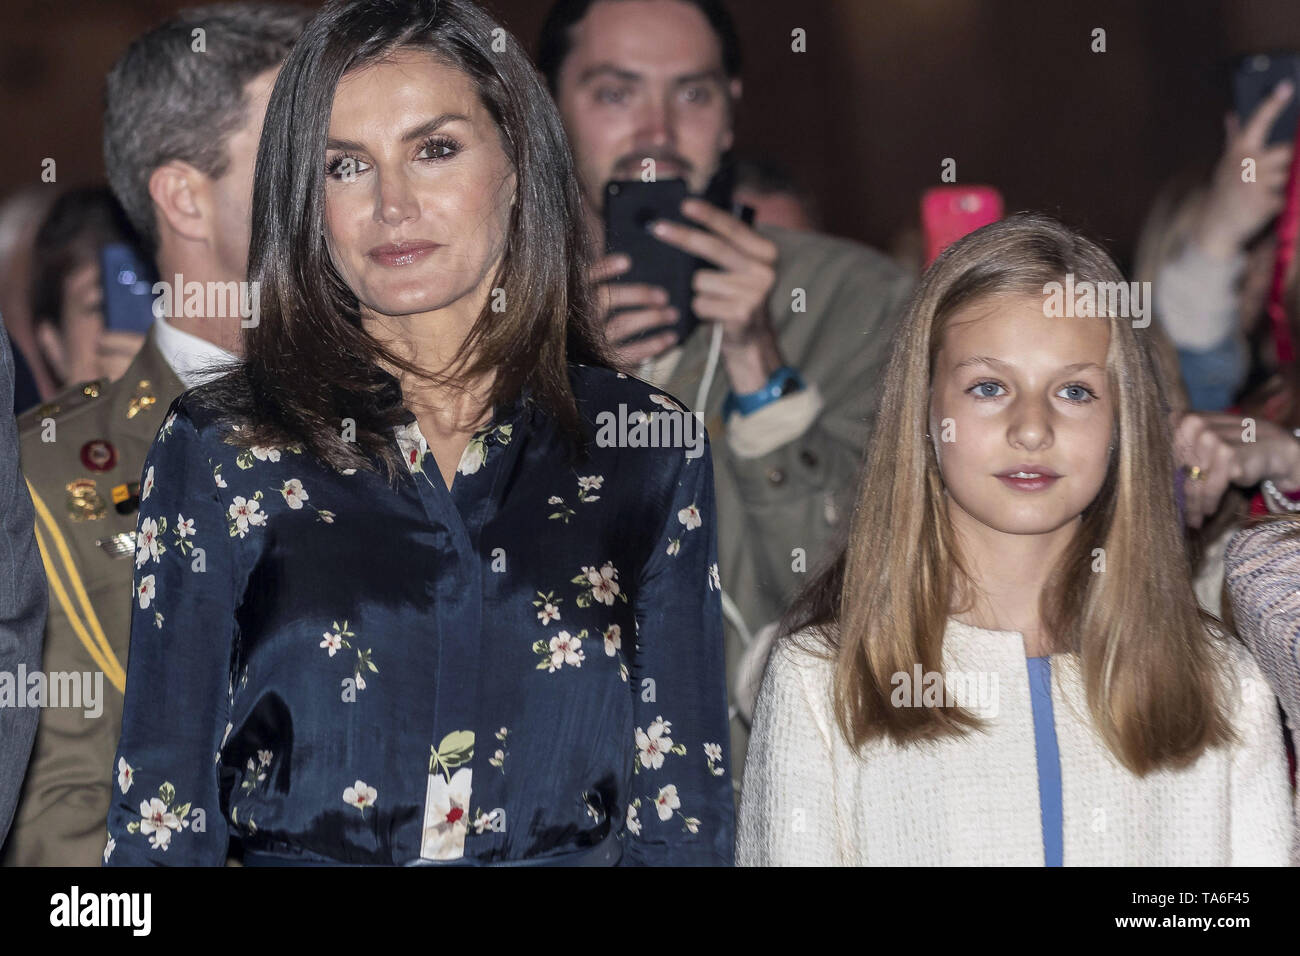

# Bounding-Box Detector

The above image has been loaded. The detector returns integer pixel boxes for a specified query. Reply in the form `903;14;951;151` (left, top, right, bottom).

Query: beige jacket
641;225;913;789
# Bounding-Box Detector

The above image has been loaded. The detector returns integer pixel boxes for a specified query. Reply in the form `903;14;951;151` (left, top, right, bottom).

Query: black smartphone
604;178;698;346
602;169;756;348
1233;52;1300;146
99;242;158;334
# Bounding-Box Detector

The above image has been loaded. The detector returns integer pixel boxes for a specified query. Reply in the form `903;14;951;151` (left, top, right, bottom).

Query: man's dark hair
537;0;742;93
30;187;141;329
103;3;312;252
198;0;613;478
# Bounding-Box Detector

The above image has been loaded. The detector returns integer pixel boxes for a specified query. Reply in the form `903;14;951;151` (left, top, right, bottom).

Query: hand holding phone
1200;71;1296;259
1233;53;1300;147
599;174;762;367
602;178;698;352
588;250;680;365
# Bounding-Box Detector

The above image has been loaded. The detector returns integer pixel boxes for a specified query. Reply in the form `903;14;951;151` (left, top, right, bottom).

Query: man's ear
33;320;66;382
147;160;211;246
722;77;743;152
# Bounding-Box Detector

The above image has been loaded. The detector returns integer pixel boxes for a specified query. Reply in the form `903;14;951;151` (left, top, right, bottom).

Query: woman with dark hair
104;0;732;867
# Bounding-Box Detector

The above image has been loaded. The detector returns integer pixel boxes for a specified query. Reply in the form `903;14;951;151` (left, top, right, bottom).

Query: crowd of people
0;0;1296;867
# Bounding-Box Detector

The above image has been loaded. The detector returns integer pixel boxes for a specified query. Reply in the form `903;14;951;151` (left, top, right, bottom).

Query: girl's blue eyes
967;380;1099;403
971;381;1005;399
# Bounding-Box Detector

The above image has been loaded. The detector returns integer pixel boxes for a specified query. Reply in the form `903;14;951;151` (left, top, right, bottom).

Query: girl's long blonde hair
781;212;1234;774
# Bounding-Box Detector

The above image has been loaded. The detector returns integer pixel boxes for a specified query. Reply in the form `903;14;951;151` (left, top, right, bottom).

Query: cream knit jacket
737;619;1296;866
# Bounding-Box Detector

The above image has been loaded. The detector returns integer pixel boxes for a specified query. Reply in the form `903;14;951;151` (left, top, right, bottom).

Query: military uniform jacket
3;333;183;866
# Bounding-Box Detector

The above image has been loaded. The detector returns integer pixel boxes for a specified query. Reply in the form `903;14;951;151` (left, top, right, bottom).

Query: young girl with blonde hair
737;213;1295;866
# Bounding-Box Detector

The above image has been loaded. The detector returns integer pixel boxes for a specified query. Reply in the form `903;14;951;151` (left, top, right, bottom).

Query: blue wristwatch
723;366;806;420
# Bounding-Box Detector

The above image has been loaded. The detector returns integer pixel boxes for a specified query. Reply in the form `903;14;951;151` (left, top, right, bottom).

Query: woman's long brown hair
780;213;1235;774
196;0;613;478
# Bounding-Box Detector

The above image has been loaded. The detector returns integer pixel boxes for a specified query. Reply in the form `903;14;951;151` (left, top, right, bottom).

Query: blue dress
103;364;734;866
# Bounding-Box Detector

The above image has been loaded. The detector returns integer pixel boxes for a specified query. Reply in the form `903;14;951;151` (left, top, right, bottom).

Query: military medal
127;379;156;420
111;481;141;515
80;439;117;472
95;531;137;559
65;479;107;522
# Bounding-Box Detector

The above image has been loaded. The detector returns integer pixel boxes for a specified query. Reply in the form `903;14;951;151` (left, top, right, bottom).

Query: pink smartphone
921;186;1005;266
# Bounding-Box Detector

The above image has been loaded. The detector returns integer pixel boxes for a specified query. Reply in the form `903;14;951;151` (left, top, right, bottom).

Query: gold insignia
36;402;60;418
81;380;102;399
65;478;106;522
95;531;137;558
127;379;156;420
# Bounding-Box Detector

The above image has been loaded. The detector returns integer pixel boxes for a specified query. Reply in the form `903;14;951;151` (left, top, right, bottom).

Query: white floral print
653;784;681;821
117;757;133;794
394;422;428;474
280;478;308;509
137;574;155;609
343;780;377;814
127;782;192;850
135;517;162;568
574;562;625;608
421;767;472;860
636;716;675;771
141;466;155;502
321;631;343;656
547;630;585;671
704;741;726;777
603;623;622;657
576;474;603;504
488;727;509;773
228;495;266;537
678;502;702;530
457;423;512;477
533;590;562;625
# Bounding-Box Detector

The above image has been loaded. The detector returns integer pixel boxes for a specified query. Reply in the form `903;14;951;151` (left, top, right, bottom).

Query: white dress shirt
152;314;237;389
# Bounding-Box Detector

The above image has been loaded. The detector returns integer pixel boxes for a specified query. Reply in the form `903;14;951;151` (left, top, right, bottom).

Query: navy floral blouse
103;363;733;866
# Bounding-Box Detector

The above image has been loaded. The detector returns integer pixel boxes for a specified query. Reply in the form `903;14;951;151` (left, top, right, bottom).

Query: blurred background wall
5;0;1300;267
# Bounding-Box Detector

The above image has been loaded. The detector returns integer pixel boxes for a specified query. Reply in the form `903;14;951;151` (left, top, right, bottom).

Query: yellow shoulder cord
26;480;127;693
